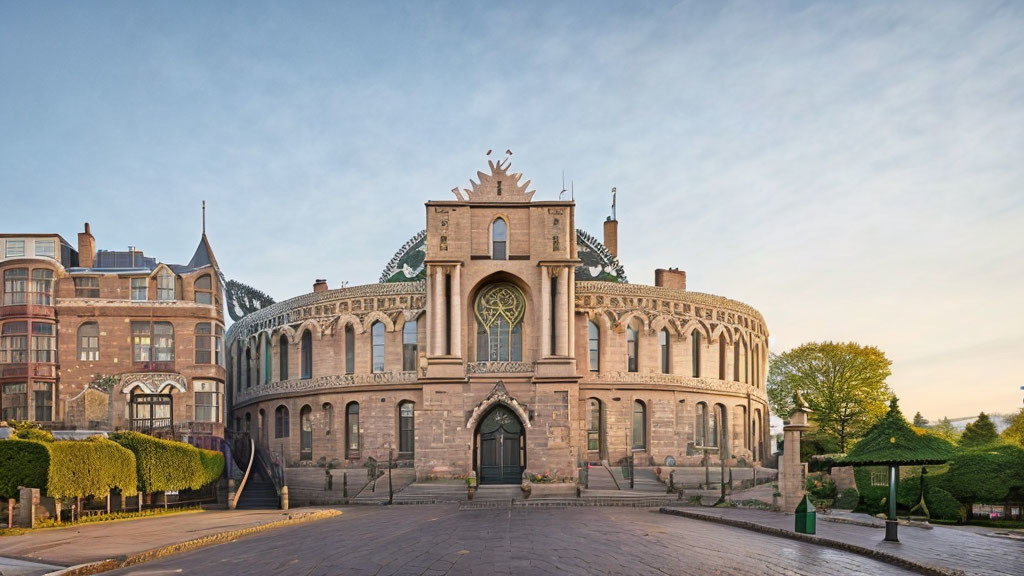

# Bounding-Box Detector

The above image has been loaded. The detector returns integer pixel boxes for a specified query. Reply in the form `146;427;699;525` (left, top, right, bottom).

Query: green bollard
795;494;816;534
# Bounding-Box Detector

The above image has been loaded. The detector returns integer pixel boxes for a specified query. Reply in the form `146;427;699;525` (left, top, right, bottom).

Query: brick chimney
655;268;686;290
78;223;95;268
603;217;618;258
313;278;328;293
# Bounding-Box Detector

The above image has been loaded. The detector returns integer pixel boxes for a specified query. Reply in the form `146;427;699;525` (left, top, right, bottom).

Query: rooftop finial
202;200;206;235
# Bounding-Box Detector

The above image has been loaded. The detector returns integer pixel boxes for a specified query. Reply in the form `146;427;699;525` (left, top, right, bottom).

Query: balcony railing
130;417;173;433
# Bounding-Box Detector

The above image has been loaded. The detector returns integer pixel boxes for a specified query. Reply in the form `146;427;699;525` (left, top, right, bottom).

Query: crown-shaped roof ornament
452;150;535;202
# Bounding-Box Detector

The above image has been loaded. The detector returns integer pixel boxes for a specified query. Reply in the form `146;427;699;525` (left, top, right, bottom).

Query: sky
2;1;1022;421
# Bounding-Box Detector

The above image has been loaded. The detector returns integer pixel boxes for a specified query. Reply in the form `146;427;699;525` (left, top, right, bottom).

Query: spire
202;200;206;235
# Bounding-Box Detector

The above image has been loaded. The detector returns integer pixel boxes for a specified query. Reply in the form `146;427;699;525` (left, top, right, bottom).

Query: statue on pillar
780;392;812;513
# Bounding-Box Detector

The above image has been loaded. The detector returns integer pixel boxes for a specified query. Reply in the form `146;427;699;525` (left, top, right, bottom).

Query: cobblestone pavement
106;505;919;575
674;507;1024;576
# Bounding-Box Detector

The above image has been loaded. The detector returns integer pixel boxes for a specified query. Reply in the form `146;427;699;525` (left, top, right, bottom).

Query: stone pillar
432;267;447;355
567;268;576;358
556;267;569;356
540;266;551;357
17;487;40;528
451;264;461;358
780;397;812;513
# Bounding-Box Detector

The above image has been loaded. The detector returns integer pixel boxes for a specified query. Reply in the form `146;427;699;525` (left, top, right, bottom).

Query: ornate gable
453;157;535;202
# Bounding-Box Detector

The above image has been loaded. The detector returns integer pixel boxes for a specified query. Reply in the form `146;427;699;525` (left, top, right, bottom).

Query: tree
768;341;892;453
1000;408;1024;448
959;412;999;448
912;412;929;427
929;417;961;443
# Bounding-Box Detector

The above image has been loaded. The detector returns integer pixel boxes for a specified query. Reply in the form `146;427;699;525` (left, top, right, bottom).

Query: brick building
226;158;770;483
0;222;226;443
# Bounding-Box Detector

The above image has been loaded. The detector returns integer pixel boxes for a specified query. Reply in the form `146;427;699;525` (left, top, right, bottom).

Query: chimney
78;223;95;268
603;216;618;258
655;268;687;290
313;278;328;293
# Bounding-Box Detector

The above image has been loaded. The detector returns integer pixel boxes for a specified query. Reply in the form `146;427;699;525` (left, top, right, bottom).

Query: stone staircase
354;468;417;503
235;467;279;509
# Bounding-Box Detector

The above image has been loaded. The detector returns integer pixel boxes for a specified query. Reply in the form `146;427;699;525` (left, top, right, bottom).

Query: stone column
780;399;812;513
556;267;569;356
432;266;447;355
567;268;576;358
540;266;551;358
451;264;461;358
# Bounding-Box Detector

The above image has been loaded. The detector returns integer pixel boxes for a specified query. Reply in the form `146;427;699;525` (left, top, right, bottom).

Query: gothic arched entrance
475;405;526;484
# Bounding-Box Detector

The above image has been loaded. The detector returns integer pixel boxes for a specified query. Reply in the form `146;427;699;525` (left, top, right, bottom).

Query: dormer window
492;218;507;260
157;272;175;301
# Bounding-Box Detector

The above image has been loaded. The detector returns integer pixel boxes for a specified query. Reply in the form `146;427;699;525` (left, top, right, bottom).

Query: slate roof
839;398;955;467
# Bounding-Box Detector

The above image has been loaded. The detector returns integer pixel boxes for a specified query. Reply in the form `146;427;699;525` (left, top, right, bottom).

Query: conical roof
839;398;955;467
186;233;219;271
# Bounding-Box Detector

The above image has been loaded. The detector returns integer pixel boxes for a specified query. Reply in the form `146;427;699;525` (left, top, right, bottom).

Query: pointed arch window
587;398;602;452
587;320;600;372
344;324;355;374
263;337;271;384
626;322;639;373
491;218;507;260
279;334;289;380
695;402;708;447
245;346;253;388
346;402;360;459
734;341;740;382
300;405;313;461
474;283;525;362
659;328;670;374
719;335;727;380
632;400;647;450
372;321;386;373
301;330;313;379
743;340;749;383
691;330;701;378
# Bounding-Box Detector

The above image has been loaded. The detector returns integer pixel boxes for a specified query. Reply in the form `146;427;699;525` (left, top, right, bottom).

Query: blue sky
2;1;1022;420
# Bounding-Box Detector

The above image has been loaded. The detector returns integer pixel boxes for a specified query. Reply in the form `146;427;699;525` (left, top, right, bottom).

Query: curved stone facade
226;159;770;481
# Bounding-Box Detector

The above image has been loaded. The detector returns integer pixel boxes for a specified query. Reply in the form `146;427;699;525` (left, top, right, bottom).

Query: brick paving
104;505;919;575
667;507;1024;576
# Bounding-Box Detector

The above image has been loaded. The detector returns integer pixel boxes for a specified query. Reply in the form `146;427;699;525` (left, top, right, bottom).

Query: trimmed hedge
198;448;225;486
934;443;1024;505
111;431;223;492
0;439;51;499
47;437;138;498
926;487;963;522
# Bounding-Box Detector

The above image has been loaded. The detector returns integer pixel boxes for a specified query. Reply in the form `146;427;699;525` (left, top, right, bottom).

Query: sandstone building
0;222;225;445
226;159;770;483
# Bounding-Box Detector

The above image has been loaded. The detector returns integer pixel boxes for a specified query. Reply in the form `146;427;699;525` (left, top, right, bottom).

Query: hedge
0;439;51;499
926;487;963;522
110;431;222;492
47;437;138;498
934;443;1024;505
198;448;226;486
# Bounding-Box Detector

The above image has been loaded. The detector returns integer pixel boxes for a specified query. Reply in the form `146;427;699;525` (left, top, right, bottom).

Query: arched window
372;321;386;373
344;324;355;375
300;405;312;461
491;217;507;260
245;346;253;388
402;320;418;372
695;402;708;447
475;283;525;362
691;330;701;378
733;341;740;382
274;405;289;438
707;404;720;448
743;340;749;383
346;402;360;459
300;330;313;379
718;335;727;380
587;398;602;452
263;337;271;384
626;322;639;373
632;400;647;451
587;320;600;372
194;274;213;305
235;346;242;392
659;328;670;373
323;402;333;434
399;401;415;457
78;322;99;361
279;334;289;380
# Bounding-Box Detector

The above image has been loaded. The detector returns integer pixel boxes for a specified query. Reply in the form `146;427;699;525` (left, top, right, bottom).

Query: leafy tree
768;342;892;452
1000;408;1024;448
928;417;961;443
912;411;929;427
959;412;1000;448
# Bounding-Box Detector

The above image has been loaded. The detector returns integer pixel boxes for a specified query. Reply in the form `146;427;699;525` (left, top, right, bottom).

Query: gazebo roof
839;398;955;467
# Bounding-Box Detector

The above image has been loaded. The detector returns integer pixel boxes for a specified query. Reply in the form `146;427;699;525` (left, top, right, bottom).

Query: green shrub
805;472;837;500
14;427;54;443
0;439;51;499
926;487;963;522
935;443;1024;506
198;448;225;486
834;487;860;510
110;431;206;492
47;438;138;498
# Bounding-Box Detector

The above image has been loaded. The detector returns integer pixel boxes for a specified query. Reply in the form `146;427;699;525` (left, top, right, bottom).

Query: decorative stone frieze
236;371;418;404
466;361;537;374
120;372;188;394
584;371;766;401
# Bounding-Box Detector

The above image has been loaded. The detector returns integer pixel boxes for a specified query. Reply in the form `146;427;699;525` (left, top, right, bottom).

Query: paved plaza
101;505;918;576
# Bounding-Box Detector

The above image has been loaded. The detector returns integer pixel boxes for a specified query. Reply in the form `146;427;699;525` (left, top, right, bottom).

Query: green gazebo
839;398;955;542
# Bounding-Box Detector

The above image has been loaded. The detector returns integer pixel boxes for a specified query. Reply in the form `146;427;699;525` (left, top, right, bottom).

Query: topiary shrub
834;487;860;510
0;438;51;499
198;448;225;486
47;437;138;498
934;443;1024;514
926;487;963;522
14;427;54;443
110;431;206;493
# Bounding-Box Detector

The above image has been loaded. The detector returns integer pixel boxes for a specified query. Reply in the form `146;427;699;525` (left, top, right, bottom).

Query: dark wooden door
479;406;523;484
